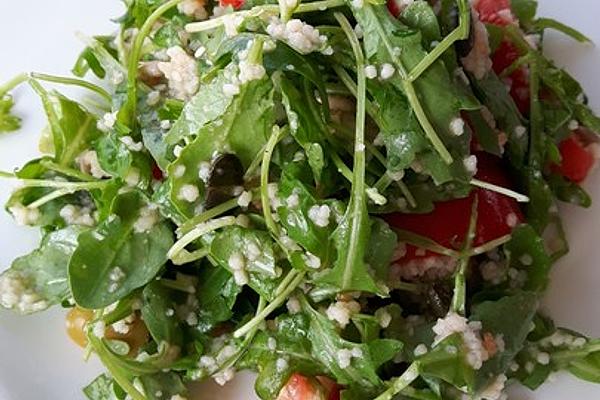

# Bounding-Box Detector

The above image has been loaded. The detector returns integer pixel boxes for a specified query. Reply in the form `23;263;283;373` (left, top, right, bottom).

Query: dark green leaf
0;226;85;314
69;191;173;308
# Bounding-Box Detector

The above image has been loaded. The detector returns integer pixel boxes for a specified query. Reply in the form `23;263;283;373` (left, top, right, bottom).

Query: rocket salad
2;0;600;399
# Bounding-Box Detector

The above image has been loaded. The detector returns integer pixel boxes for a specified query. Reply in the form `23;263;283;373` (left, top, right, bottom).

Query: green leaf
141;281;183;346
276;172;337;265
302;298;391;390
511;0;538;27
0;95;21;133
547;174;592;208
471;291;539;387
138;372;187;400
533;18;591;43
69;191;173;308
166;76;274;218
417;334;475;391
0;226;85;314
209;225;280;300
165;69;235;145
241;313;326;400
365;218;397;281
83;374;119;400
504;225;552;291
95;133;133;178
195;264;241;333
29;81;103;166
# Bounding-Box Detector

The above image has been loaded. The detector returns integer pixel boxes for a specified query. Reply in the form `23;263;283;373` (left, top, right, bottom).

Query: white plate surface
1;1;599;399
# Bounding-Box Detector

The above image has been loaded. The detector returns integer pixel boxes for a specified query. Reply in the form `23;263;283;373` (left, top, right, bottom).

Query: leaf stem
470;178;530;202
0;73;29;96
233;270;305;338
122;0;183;124
406;0;470;82
334;11;372;290
167;216;236;259
451;195;478;315
373;362;420;400
177;196;242;235
26;188;75;209
260;126;286;238
30;72;111;102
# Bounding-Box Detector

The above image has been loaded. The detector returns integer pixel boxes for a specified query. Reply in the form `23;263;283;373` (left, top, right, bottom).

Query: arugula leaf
302;297;401;391
141;281;183;346
139;372;187;400
165;69;235;145
511;0;538;28
83;374;120;400
0;226;85;314
69;191;174;308
504;225;552;291
353;2;479;184
195;264;241;333
278;74;330;182
0;94;21;133
166;75;274;218
241;313;326;400
29;80;103;166
276;171;337;265
209;225;280;300
470;291;539;387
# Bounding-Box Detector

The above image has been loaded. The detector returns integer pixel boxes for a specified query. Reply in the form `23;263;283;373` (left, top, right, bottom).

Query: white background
0;1;599;399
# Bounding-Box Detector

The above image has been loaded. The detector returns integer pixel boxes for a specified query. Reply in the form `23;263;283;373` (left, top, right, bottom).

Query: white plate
1;1;599;399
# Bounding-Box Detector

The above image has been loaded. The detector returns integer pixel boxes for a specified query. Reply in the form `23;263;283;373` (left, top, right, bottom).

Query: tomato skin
554;134;596;183
387;153;524;267
491;41;530;115
220;0;245;9
277;374;329;400
474;0;514;26
386;0;401;17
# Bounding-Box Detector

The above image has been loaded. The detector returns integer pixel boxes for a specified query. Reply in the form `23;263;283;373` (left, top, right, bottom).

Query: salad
1;0;600;399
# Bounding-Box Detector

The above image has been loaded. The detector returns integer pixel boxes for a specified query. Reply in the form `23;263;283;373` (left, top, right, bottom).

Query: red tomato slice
220;0;245;9
316;376;342;400
387;153;524;269
277;374;334;400
553;134;596;183
474;0;514;26
491;41;530;115
386;0;402;18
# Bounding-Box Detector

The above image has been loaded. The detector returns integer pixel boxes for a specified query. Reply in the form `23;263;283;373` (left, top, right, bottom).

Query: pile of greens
1;0;600;399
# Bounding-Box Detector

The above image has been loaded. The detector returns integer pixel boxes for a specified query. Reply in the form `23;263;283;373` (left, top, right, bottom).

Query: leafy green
0;94;21;132
69;191;173;308
141;281;183;346
0;226;85;314
209;225;280;300
83;374;120;400
505;225;552;291
195;264;241;333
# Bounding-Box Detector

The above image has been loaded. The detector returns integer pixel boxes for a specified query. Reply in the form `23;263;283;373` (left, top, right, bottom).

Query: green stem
123;0;183;124
233;270;305;338
171;248;209;265
260;126;286;238
178;196;242;235
18;178;107;191
167;216;236;259
467;234;512;257
330;151;354;182
374;362;420;400
26;188;75;209
39;159;95;182
406;0;470;82
470;178;530;203
0;73;28;96
393;229;461;258
451;196;479;315
30;72;111;102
